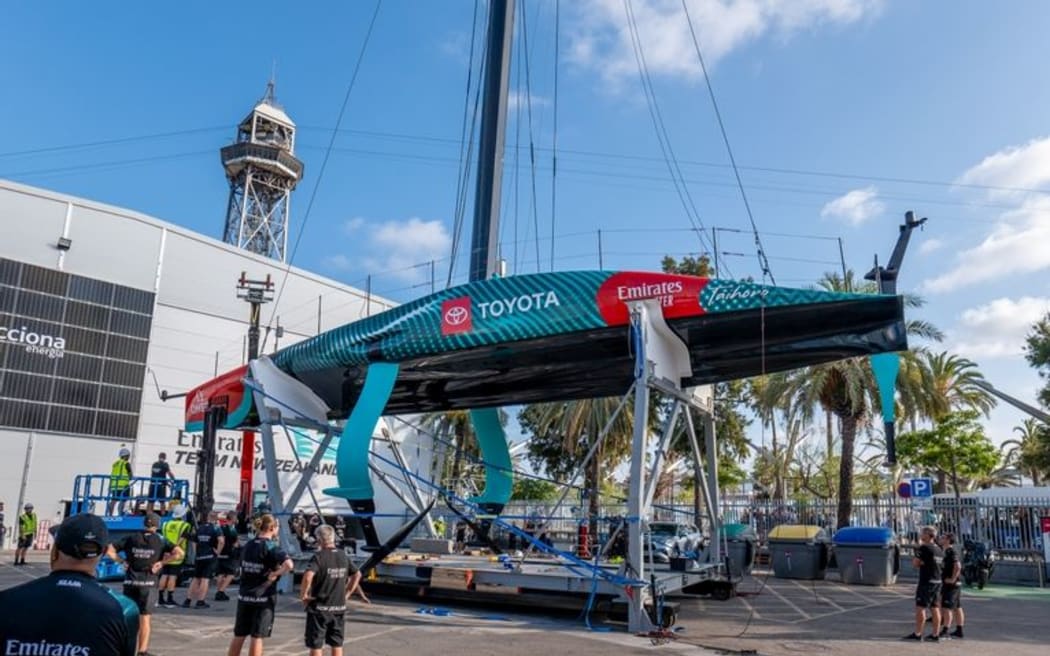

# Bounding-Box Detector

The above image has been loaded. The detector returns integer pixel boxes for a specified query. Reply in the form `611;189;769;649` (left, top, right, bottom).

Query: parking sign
910;478;933;498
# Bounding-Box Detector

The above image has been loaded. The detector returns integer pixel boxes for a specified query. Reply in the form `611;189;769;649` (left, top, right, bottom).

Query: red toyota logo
441;297;473;336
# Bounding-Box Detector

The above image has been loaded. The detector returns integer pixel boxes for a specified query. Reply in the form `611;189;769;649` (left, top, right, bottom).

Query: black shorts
305;610;345;648
234;601;276;638
17;535;33;549
941;583;962;610
194;558;217;579
915;581;942;609
112;487;131;499
148;482;168;501
160;563;183;577
217;557;239;576
123;584;155;615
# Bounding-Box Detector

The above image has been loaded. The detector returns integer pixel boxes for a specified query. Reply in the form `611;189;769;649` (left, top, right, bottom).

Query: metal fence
492;494;1050;557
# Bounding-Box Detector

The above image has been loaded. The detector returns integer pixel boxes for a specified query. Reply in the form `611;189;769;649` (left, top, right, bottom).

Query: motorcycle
961;539;997;589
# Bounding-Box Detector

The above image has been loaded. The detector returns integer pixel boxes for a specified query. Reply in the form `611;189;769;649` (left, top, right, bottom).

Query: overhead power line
681;0;773;284
263;0;384;346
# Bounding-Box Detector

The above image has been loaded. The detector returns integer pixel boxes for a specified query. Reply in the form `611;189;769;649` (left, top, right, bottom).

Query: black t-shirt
305;548;358;614
195;523;221;560
219;524;239;558
238;537;291;604
917;542;944;585
150;460;171;481
0;570;137;656
942;545;959;585
116;531;174;586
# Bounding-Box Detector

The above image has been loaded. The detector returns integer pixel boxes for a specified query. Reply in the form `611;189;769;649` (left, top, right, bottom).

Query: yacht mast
468;0;516;282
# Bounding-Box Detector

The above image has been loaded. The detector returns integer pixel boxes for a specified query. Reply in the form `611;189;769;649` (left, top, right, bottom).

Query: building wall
0;179;409;541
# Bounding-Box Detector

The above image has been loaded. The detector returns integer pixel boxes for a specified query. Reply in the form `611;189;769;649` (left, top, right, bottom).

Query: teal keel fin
324;362;399;501
469;408;513;511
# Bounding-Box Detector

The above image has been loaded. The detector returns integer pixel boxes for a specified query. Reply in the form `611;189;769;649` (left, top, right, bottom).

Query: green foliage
511;477;559;501
660;254;713;277
1025;313;1050;408
897;410;1000;489
1003;419;1050;486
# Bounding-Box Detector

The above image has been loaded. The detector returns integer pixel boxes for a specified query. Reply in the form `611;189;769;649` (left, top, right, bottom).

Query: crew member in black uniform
215;510;241;601
0;513;138;656
938;532;965;639
185;511;224;609
146;452;175;514
228;513;293;656
904;525;944;642
300;524;365;656
107;512;183;656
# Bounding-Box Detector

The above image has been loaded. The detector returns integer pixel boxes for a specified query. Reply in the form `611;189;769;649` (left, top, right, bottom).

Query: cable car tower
221;80;304;261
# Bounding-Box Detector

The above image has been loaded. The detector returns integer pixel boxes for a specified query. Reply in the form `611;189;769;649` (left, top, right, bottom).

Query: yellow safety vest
162;519;190;565
19;512;37;537
110;459;131;491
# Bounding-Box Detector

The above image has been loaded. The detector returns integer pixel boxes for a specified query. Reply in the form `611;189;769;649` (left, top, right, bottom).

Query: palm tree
784;270;942;529
924;351;996;421
519;397;641;541
749;373;796;500
421;410;480;496
1002;419;1049;486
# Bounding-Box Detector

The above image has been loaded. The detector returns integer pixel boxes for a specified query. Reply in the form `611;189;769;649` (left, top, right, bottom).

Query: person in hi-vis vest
157;505;192;608
15;503;37;565
108;447;133;516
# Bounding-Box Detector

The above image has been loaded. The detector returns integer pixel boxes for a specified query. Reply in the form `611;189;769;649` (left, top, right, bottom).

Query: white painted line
791;595;904;624
738;596;763;621
766;583;812;620
344;626;407;643
788;579;845;611
0;564;38;581
825;580;873;600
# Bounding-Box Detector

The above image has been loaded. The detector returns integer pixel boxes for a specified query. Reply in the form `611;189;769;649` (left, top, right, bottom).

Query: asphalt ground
4;553;1049;656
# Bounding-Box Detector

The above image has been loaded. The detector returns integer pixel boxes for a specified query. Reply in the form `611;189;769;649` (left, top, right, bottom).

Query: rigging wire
680;0;773;284
519;0;543;272
447;0;485;288
0;126;227;159
262;0;384;349
549;0;560;271
512;17;524;275
622;0;713;256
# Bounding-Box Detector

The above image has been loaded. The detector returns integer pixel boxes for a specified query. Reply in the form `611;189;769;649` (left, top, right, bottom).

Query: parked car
644;521;704;564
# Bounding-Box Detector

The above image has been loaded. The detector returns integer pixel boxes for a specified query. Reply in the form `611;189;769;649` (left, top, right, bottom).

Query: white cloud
819;186;885;225
923;137;1050;293
956;135;1050;198
950;296;1050;359
321;254;353;271
508;90;551;111
341;217;366;233
918;237;943;254
922;195;1050;293
324;217;452;282
568;0;882;86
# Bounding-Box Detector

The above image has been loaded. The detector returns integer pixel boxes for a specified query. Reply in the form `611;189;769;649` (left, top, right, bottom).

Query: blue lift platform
69;474;191;580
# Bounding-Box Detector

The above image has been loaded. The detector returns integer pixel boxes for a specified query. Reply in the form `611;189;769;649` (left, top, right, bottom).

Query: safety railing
70;474;191;518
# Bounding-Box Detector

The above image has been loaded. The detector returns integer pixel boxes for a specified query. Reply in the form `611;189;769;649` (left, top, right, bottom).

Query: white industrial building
0;177;403;541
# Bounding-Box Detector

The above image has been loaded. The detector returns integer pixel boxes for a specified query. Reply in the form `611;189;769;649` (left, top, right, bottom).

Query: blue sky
3;1;1050;454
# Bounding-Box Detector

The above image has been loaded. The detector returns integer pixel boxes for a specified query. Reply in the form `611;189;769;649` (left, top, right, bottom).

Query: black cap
143;512;161;529
54;514;108;559
158;452;166;459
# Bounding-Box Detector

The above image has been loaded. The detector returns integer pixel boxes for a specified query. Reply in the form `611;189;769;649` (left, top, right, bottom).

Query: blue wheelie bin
833;526;899;586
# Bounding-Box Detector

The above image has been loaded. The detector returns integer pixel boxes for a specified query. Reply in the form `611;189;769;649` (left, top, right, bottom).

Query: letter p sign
910;478;933;498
